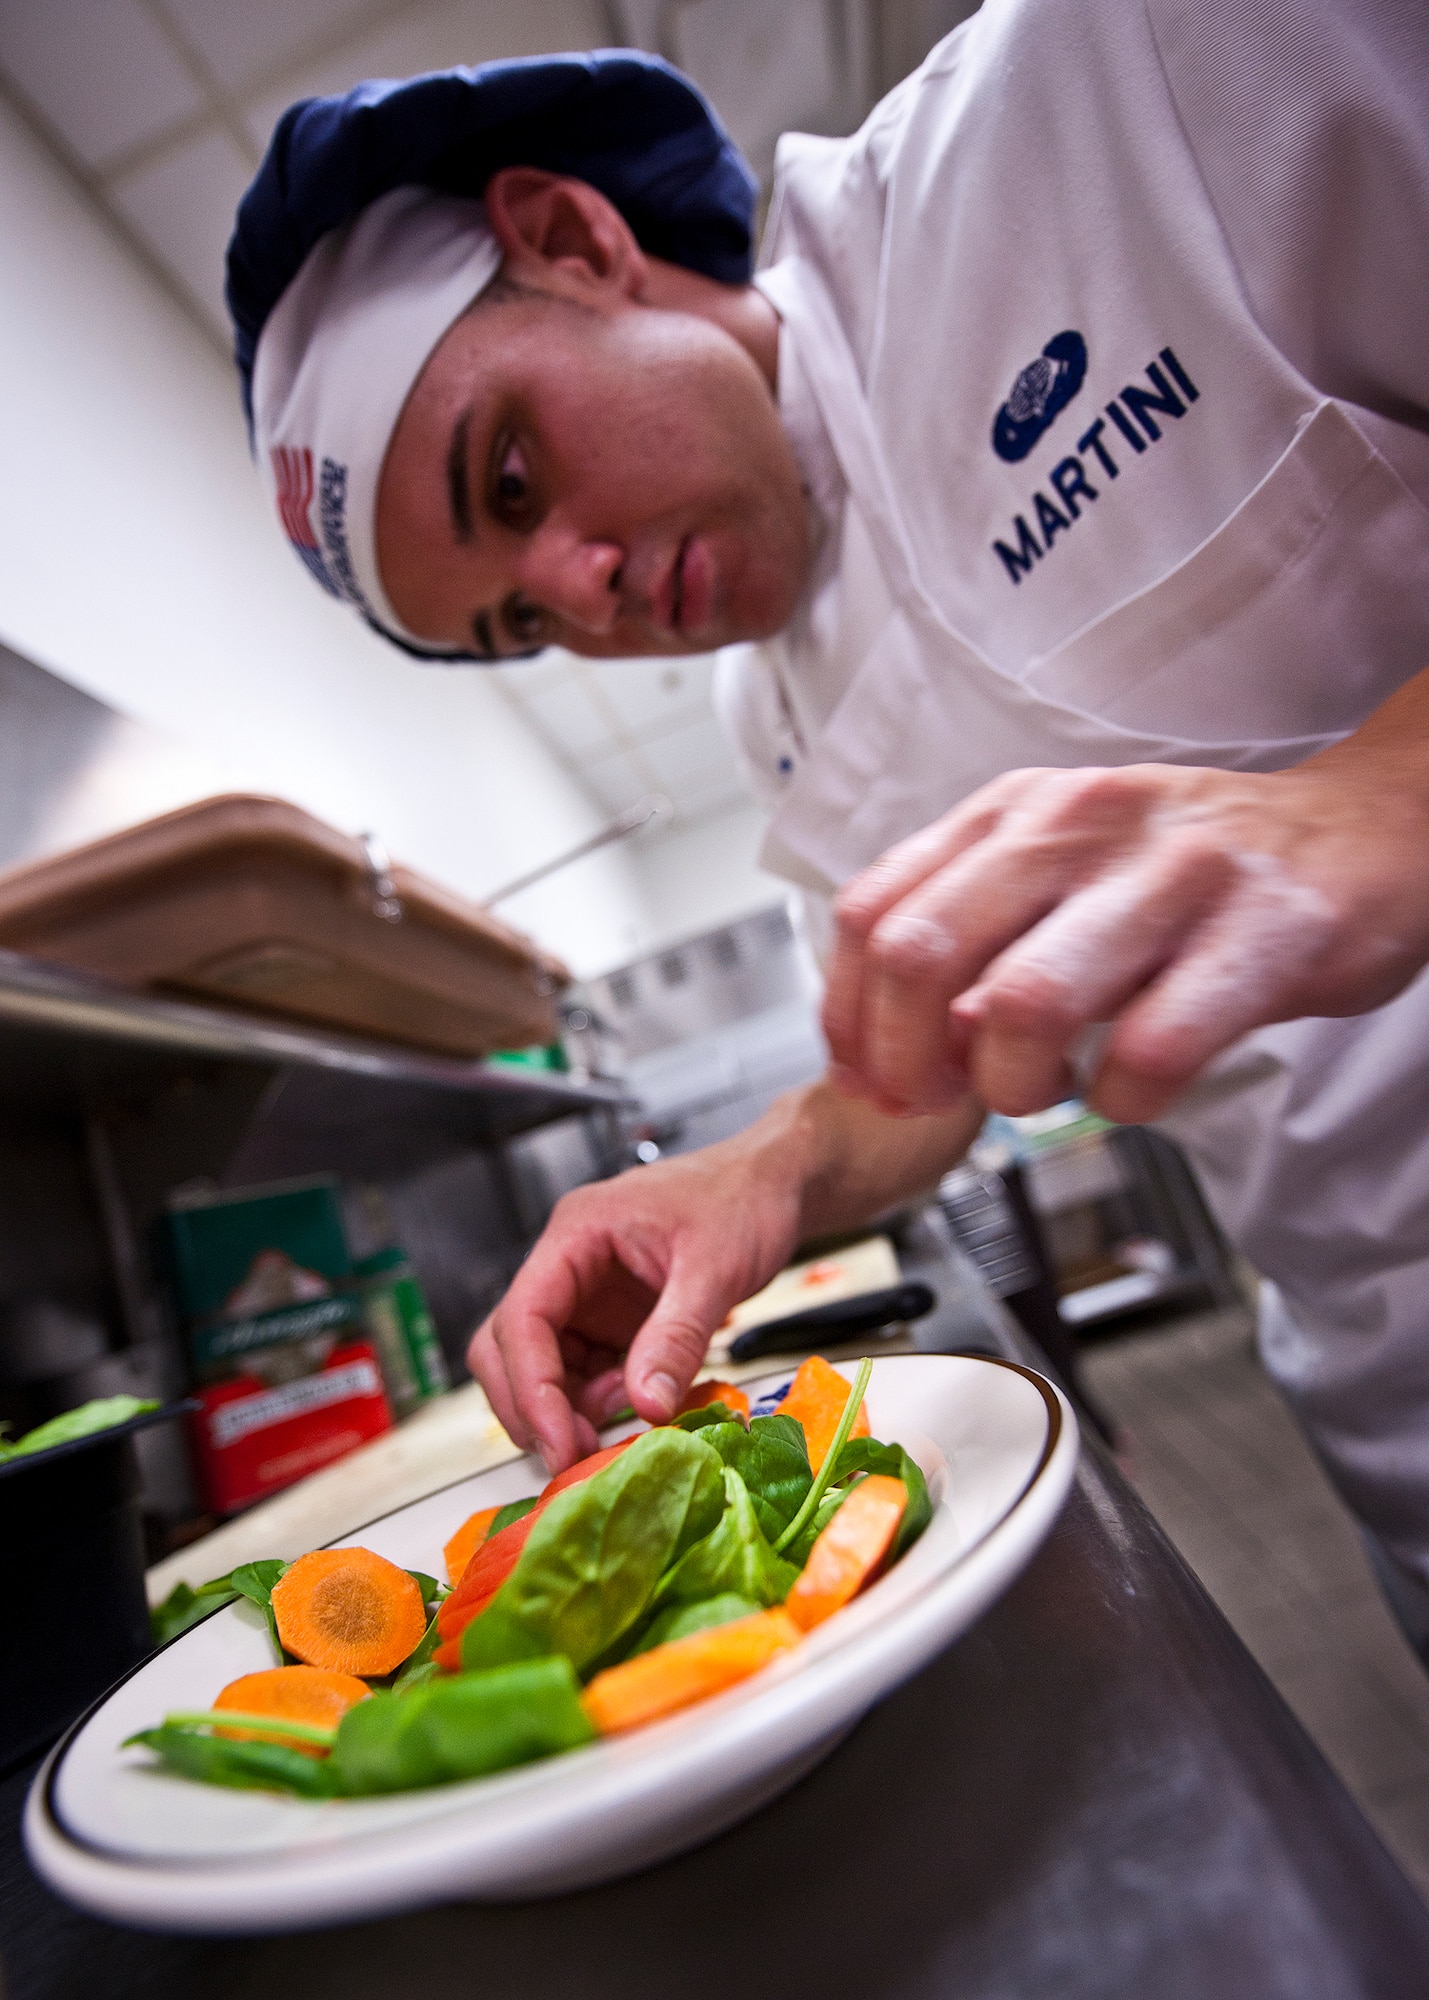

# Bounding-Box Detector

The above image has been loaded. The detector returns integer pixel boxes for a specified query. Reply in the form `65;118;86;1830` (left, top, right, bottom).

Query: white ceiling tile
677;773;750;824
109;127;256;337
671;0;837;181
640;715;741;797
513;672;617;760
489;650;577;704
582;749;655;820
594;654;717;740
0;0;206;169
163;0;375;99
241;0;605;153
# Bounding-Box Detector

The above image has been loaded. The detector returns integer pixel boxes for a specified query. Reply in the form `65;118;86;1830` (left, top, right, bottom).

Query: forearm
738;1075;982;1244
1304;658;1429;777
470;1073;982;1466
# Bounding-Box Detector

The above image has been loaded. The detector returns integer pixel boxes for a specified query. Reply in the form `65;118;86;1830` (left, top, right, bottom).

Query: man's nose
519;527;623;635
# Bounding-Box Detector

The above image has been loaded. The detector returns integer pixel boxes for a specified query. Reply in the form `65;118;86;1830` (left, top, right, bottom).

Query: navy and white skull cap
229;49;757;655
227;49;759;427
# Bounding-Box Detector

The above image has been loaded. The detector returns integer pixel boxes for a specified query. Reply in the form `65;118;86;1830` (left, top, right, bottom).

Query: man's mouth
664;534;716;641
668;536;687;633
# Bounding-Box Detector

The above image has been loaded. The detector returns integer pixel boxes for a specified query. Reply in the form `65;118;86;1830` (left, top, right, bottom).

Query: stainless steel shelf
0;949;628;1162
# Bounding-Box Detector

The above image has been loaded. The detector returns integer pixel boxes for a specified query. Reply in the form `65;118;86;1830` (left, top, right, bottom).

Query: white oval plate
26;1355;1077;1933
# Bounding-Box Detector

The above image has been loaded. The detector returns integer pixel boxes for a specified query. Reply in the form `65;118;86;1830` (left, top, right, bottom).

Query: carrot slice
773;1355;871;1472
214;1665;370;1757
581;1608;802;1735
785;1474;907;1631
271;1548;427;1678
677;1379;751;1423
444;1504;502;1588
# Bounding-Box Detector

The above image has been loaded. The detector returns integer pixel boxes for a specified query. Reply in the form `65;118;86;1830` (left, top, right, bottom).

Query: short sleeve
1148;0;1429;426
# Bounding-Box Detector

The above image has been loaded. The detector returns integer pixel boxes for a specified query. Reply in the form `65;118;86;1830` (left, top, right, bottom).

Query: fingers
830;770;1160;1111
622;1255;731;1423
954;837;1233;1113
572;1366;631;1427
472;1236;598;1473
467;1318;524;1444
1088;855;1337;1121
823;782;1028;1077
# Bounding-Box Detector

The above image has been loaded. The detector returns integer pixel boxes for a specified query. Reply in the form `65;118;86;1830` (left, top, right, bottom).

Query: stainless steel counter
5;1415;1429;2000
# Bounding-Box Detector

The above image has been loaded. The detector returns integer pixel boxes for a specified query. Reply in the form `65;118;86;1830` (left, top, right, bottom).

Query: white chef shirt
719;0;1429;820
713;0;1429;1574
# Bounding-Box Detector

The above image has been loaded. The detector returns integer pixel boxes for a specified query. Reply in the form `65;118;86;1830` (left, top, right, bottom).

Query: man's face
376;287;811;659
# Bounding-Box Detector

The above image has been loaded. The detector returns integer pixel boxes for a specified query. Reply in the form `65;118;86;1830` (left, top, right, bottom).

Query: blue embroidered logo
992;330;1088;463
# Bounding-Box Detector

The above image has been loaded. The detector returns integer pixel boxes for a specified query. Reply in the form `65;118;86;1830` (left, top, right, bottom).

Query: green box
164;1177;361;1377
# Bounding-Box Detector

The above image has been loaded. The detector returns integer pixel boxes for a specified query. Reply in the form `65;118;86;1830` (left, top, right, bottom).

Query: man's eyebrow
446;406;474;542
471;608;497;659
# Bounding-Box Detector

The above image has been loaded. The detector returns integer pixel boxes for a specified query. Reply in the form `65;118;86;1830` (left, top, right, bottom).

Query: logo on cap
271;447;339;596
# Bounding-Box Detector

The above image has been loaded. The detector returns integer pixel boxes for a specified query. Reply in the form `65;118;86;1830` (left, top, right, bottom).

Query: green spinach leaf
780;1486;851;1568
650;1467;798;1612
699;1415;812;1545
460;1427;726;1676
125;1723;337;1799
630;1593;761;1655
149;1557;290;1649
228;1559;290;1661
773;1356;873;1555
331;1659;593;1795
826;1436;933;1558
149;1580;238;1647
391;1607;444;1693
670;1401;743;1433
405;1570;443;1610
489;1495;539;1536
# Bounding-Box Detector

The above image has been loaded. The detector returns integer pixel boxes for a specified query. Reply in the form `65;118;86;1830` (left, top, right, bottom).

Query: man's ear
483;168;647;300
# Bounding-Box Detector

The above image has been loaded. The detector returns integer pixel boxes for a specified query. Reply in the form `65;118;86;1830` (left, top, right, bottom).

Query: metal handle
358;831;403;924
729;1281;937;1361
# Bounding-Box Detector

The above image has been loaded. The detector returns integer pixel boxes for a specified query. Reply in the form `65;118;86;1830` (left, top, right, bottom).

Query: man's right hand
467;1123;807;1473
466;1081;981;1473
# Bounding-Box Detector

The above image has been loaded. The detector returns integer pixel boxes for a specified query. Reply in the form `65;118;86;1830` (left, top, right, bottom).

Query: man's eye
504;596;548;650
493;440;532;520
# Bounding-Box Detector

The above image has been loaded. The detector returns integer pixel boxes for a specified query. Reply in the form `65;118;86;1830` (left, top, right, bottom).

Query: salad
134;1356;930;1801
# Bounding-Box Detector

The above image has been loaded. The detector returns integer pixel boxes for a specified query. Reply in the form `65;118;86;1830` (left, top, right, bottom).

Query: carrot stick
271;1548;427;1678
785;1474;907;1631
774;1356;874;1555
772;1354;871;1472
443;1505;502;1588
581;1608;802;1735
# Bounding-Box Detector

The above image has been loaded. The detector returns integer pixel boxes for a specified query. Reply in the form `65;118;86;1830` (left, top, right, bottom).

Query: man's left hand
822;700;1429;1124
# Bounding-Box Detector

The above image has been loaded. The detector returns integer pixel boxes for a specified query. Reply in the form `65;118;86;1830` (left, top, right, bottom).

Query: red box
190;1341;392;1515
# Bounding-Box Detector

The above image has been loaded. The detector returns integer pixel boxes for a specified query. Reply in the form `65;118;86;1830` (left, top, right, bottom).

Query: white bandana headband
251;186;503;650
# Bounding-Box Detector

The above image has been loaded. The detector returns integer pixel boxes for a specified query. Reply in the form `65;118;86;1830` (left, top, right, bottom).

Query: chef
230;5;1429;1639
